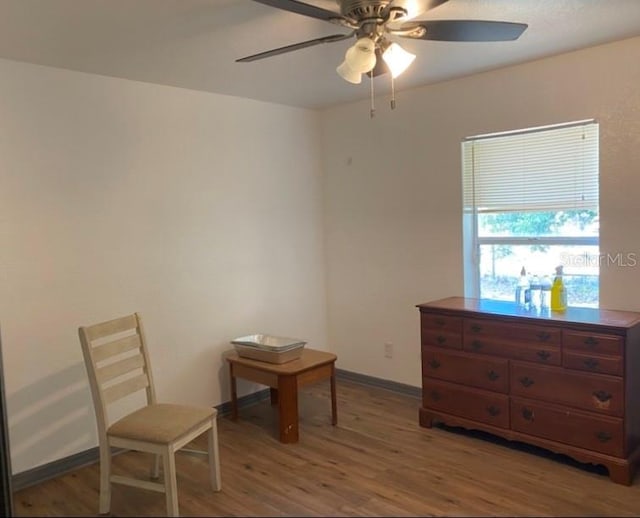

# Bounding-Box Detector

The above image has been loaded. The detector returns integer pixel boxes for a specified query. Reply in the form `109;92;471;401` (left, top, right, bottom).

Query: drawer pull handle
435;318;445;326
584;336;600;347
428;359;441;370
487;370;500;381
519;376;535;388
436;335;447;345
583;358;600;369
429;390;441;402
471;340;483;351
470;324;482;333
486;405;501;417
593;390;612;403
536;350;551;361
596;431;612;443
537;332;551;342
522;408;534;421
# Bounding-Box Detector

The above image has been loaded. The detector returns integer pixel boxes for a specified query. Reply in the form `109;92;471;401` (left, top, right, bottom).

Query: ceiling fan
237;0;528;84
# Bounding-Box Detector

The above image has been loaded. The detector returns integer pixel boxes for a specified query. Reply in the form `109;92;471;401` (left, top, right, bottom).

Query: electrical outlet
384;342;394;358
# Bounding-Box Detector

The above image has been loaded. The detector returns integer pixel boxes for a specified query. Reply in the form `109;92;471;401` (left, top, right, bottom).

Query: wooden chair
79;312;221;517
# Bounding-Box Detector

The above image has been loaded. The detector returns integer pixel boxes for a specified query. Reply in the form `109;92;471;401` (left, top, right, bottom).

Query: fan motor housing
340;0;391;21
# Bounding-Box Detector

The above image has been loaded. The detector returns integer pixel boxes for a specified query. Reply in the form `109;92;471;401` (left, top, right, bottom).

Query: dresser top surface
417;297;640;329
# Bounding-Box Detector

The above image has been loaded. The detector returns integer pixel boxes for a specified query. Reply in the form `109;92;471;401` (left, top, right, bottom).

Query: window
462;120;599;307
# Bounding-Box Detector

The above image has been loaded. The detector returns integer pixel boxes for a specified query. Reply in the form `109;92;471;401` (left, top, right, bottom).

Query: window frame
462;120;600;302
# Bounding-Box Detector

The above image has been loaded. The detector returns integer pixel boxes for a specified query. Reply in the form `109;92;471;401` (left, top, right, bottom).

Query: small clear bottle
515;267;529;308
529;274;541;312
540;275;552;313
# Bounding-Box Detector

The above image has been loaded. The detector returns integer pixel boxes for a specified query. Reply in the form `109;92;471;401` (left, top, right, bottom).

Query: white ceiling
1;0;639;109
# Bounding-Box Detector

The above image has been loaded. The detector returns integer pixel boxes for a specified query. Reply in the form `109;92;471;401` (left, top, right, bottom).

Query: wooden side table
226;348;337;443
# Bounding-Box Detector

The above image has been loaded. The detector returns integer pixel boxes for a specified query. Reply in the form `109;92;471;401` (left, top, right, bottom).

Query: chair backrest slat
79;313;157;433
93;334;141;363
97;353;145;384
85;314;138;342
103;373;150;405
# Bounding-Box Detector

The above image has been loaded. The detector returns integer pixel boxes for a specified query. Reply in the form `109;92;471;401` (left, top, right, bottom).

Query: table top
225;348;337;374
417;296;640;329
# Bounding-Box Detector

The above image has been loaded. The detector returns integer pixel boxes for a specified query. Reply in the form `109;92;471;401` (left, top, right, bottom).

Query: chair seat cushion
108;403;216;444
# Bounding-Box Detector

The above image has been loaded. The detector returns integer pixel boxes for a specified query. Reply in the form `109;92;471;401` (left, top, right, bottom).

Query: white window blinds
463;120;599;213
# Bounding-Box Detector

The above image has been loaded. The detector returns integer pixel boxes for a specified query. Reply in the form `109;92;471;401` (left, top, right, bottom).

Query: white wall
3;35;640;477
320;36;640;387
0;59;327;474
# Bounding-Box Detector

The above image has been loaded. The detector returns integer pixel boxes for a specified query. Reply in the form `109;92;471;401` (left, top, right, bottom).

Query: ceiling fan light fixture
236;1;529;110
344;37;377;73
336;60;362;84
382;42;416;78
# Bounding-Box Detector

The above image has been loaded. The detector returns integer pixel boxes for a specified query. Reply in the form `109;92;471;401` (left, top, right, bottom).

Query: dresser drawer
563;330;623;356
511;397;624;457
422;347;508;393
421;329;462;350
464;319;561;346
510;362;624;417
563;350;623;377
423;379;509;428
464;336;561;366
421;313;462;333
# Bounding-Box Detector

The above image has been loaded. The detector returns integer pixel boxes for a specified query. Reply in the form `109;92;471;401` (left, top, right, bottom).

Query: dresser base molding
419;407;637;485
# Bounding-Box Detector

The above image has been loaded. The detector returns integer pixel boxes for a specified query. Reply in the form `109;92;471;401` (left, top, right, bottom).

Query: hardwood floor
13;379;640;516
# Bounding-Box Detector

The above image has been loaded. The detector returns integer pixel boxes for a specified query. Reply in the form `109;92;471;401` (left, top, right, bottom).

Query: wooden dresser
417;296;640;484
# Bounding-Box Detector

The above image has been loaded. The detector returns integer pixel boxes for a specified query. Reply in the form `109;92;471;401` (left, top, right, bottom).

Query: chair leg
98;443;112;515
208;420;222;491
162;449;179;517
151;453;161;479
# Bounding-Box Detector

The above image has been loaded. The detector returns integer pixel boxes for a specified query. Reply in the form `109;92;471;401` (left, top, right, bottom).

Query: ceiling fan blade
385;0;450;20
397;19;528;42
236;33;353;63
251;0;350;25
423;0;450;9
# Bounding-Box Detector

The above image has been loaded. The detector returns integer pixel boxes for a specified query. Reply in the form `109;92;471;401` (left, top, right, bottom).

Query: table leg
229;364;238;421
330;362;337;425
270;387;279;406
278;375;298;443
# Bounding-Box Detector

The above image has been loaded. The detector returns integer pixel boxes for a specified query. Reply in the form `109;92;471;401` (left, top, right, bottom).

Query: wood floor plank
13;379;640;517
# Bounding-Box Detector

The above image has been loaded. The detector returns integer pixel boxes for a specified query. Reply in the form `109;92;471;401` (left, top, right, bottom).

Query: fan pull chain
390;74;396;110
370;71;375;118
